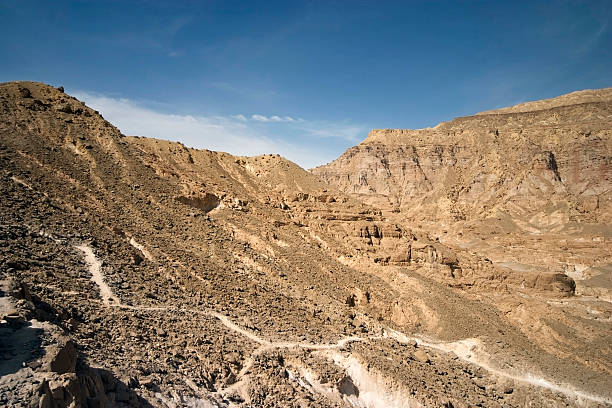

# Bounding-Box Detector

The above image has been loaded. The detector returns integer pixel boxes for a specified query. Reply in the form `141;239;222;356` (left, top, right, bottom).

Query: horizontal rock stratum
1;82;610;407
312;88;611;224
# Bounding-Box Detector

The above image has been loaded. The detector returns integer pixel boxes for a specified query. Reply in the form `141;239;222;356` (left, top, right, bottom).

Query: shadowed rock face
1;82;611;407
176;193;220;213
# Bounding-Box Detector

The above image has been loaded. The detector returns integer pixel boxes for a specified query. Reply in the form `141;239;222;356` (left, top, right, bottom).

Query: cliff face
312;89;612;227
313;89;612;309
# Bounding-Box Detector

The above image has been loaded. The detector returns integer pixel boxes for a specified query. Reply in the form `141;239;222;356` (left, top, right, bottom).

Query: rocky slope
1;82;611;407
312;88;612;303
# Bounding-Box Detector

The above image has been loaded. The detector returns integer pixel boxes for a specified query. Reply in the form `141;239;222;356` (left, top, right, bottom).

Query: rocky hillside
312;88;611;225
1;82;611;407
312;88;612;305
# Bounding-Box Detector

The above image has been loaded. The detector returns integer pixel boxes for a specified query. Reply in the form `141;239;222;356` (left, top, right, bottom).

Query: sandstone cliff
313;89;612;304
312;88;611;227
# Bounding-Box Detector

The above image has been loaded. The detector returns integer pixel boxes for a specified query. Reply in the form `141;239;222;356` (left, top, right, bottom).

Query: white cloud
251;114;271;122
251;114;301;123
71;91;364;168
231;114;248;121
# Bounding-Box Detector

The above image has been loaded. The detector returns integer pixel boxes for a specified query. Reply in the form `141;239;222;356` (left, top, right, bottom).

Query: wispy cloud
90;15;193;54
71;91;366;168
296;121;365;142
575;18;609;55
251;114;301;122
231;114;248;121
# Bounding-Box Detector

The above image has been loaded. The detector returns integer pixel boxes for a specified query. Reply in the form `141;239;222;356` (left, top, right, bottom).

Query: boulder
413;349;430;363
49;340;77;374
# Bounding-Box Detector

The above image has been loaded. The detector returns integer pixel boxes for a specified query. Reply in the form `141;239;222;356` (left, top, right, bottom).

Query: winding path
76;243;612;407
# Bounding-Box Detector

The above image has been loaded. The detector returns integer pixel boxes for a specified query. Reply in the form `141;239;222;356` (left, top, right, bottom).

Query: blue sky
1;0;610;168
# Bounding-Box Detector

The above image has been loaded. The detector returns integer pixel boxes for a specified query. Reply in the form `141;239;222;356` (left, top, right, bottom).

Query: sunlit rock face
313;88;612;227
313;88;611;303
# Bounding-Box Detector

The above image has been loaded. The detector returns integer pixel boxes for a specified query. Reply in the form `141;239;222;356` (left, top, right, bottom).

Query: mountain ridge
312;88;611;221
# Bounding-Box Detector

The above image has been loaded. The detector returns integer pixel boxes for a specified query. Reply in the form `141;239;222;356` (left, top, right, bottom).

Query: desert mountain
313;88;612;304
1;82;610;407
313;88;611;224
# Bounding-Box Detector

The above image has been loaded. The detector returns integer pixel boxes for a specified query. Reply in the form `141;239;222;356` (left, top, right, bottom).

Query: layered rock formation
313;89;611;224
313;88;612;304
1;82;610;407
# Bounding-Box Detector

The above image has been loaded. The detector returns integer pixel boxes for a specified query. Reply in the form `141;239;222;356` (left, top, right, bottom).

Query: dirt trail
76;243;612;407
385;328;612;406
75;245;370;352
210;316;612;406
76;245;117;306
